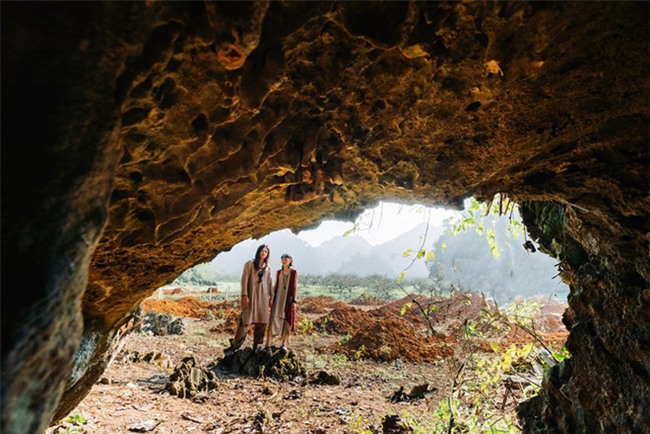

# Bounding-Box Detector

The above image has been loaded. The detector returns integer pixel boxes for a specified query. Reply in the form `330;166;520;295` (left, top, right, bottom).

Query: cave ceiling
1;2;648;434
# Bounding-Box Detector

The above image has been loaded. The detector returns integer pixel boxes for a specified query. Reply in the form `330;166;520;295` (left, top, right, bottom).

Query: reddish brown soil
349;293;386;306
313;306;375;335
141;296;237;318
299;296;348;314
48;292;569;433
331;316;454;363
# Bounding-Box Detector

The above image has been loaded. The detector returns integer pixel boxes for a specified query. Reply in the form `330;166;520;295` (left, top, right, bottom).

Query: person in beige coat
224;244;273;356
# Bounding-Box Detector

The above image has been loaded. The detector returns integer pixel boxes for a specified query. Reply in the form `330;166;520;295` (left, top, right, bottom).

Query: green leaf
417;249;426;259
400;302;413;316
402;248;413;258
426;251;436;261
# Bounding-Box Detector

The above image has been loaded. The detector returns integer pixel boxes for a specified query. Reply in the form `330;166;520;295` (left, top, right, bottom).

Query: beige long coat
239;260;272;325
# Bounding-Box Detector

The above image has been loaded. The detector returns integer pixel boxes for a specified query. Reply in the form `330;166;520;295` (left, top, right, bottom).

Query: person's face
281;255;291;265
260;247;269;260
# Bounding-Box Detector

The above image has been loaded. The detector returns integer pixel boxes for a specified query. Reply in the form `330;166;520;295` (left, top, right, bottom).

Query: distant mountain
317;235;373;274
337;253;395;276
378;223;445;278
208;229;317;276
190;212;568;302
429;213;569;303
209;224;443;278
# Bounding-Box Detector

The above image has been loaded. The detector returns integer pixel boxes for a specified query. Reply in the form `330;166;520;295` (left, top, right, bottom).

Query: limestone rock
166;356;218;399
1;2;647;433
216;347;306;381
141;313;185;336
304;370;341;386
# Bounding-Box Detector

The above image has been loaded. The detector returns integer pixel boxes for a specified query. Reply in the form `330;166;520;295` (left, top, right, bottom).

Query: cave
1;2;648;433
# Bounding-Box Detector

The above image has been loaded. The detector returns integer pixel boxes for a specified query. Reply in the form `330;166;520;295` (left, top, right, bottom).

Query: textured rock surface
216;347;307;380
166;356;218;399
1;2;647;433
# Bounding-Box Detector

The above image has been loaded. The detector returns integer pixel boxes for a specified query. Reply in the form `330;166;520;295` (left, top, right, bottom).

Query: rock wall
1;2;647;433
518;201;649;433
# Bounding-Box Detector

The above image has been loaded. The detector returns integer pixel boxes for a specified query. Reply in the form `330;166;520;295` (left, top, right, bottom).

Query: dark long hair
253;244;270;269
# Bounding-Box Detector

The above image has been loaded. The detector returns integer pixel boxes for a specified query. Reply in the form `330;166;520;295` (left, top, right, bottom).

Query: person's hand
241;295;250;310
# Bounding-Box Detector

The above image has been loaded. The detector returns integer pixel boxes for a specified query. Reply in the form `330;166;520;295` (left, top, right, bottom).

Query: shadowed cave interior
1;2;648;433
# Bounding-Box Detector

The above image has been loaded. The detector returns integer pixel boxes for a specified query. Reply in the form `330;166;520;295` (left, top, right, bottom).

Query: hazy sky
297;202;459;246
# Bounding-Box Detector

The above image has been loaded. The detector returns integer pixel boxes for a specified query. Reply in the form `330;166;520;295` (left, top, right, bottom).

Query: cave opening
3;1;647;433
163;199;569;307
74;199;571;433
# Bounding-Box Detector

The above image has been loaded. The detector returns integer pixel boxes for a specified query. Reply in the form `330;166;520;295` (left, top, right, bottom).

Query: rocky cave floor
47;294;568;434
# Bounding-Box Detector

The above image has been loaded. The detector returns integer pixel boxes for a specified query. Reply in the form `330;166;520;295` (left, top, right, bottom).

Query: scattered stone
387;383;436;403
252;410;270;432
143;350;173;369
216;347;306;380
123;350;172;369
168;318;185;335
127;419;159;432
166;356;218;398
304;370;341;386
181;411;205;423
191;392;209;404
382;414;413;433
141;313;185;336
284;389;301;400
99;377;112;385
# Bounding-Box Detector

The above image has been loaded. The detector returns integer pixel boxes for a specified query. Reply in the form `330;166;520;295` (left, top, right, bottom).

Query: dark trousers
231;319;267;349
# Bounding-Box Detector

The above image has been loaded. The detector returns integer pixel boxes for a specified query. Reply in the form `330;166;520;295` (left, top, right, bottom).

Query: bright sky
297;202;459;246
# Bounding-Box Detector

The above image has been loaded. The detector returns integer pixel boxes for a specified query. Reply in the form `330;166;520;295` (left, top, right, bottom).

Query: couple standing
224;244;298;356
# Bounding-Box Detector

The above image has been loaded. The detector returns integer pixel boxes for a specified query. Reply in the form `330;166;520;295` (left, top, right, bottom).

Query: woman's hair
281;253;293;267
253;244;270;269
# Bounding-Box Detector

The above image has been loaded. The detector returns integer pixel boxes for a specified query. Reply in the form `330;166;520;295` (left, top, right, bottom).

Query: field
48;291;568;434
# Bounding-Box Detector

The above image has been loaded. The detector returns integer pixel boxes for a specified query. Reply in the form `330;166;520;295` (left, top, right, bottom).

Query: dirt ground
48;294;568;434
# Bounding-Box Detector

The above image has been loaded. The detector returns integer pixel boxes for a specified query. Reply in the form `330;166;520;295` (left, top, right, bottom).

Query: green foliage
65;414;87;426
429;201;568;303
296;318;314;335
353;345;365;360
398;409;443;434
339;334;352;345
348;413;373;434
329;353;348;367
449;195;521;260
300;273;443;301
300;273;414;301
551;346;570;363
61;413;88;434
433;297;569;433
173;263;226;287
503;299;542;322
